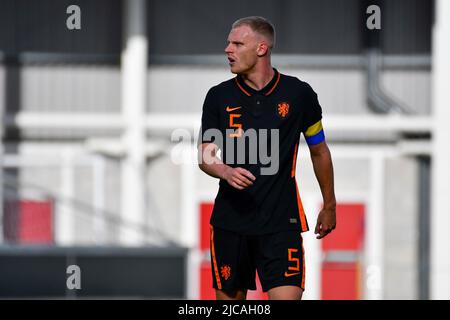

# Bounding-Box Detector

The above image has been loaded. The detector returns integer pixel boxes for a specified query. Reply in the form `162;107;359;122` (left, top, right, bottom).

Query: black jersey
200;68;325;235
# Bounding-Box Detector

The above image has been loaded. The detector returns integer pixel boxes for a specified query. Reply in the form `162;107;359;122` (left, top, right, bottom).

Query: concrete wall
0;64;431;119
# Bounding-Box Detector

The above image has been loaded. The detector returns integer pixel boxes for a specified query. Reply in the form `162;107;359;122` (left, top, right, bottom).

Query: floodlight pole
120;0;148;245
431;0;450;299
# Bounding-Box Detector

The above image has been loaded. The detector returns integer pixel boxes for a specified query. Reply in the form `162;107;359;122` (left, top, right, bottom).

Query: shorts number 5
288;248;300;271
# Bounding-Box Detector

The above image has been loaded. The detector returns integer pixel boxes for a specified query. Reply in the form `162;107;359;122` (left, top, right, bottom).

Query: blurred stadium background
0;0;449;300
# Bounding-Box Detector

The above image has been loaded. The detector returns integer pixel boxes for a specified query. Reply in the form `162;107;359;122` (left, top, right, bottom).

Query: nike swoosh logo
284;271;301;277
226;106;242;112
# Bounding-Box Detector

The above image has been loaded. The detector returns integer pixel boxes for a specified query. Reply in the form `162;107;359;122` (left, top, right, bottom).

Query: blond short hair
232;16;276;49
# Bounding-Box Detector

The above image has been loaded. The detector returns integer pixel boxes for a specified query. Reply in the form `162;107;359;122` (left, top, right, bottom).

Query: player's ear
256;42;269;57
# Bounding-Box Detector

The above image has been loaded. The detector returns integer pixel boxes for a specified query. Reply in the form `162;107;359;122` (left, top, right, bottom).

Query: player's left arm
308;141;336;239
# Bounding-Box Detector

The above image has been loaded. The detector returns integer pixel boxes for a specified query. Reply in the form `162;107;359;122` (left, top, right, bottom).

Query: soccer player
198;16;336;300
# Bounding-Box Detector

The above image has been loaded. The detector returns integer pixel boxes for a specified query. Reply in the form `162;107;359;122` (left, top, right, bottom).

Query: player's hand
314;207;336;239
223;167;256;190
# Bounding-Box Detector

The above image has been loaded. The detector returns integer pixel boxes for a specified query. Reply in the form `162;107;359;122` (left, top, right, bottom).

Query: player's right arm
198;86;256;190
198;142;255;190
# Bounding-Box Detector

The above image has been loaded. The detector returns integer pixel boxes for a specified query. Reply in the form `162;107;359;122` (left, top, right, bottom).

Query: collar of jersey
235;68;281;97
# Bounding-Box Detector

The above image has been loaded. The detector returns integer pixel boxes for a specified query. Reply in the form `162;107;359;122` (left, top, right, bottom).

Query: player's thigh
216;289;247;300
268;285;303;300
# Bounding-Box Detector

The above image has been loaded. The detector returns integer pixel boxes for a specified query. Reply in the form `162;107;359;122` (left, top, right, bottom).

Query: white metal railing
4;112;432;133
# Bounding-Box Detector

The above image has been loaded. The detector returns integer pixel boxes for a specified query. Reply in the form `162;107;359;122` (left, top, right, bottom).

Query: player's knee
268;286;303;300
216;289;247;300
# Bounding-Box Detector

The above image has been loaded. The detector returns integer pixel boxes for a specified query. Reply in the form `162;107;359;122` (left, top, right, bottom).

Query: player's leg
256;230;306;300
215;288;247;300
267;285;303;300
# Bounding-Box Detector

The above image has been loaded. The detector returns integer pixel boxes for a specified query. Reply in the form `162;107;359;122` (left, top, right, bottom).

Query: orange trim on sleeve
235;78;251;96
291;143;298;178
210;225;222;289
301;237;306;290
295;182;309;232
265;72;281;96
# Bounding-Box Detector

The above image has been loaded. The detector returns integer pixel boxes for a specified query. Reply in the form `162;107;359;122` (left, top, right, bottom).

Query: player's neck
241;63;275;91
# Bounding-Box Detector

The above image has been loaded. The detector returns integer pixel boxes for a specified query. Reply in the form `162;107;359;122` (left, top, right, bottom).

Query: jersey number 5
229;114;243;138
